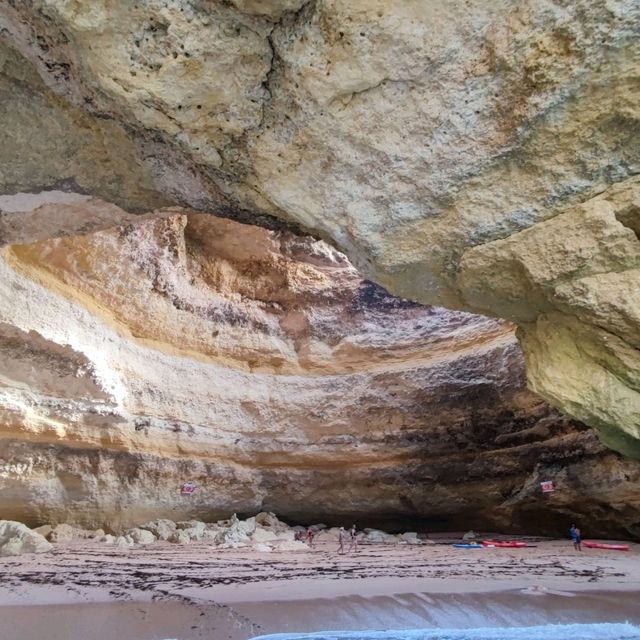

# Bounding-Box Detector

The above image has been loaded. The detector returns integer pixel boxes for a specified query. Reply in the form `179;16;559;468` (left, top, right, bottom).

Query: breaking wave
250;622;640;640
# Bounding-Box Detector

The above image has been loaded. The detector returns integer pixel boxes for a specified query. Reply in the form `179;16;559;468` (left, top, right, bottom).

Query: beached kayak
482;540;528;548
583;541;630;551
452;543;483;549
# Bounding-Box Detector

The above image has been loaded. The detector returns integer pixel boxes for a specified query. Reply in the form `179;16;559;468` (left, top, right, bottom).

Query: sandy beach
1;536;639;640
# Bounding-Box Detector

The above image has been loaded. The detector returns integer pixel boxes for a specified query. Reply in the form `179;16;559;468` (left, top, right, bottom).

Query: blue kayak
452;543;483;548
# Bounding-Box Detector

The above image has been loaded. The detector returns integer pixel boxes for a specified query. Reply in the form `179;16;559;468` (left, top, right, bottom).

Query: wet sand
1;537;639;640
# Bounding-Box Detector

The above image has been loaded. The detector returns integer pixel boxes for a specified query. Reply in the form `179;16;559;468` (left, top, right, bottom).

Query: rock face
0;196;638;537
459;180;640;458
0;1;638;454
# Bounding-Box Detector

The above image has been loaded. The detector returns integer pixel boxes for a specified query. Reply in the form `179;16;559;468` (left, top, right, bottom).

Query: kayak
482;540;528;548
583;541;630;551
453;543;483;549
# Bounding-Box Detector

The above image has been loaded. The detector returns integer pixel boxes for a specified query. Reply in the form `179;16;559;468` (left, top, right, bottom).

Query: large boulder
139;519;176;541
125;528;156;545
113;535;134;549
32;524;52;538
398;532;422;545
169;529;191;545
275;530;295;541
92;529;106;542
176;521;206;541
47;523;97;542
251;527;280;544
362;529;398;545
215;514;256;545
254;512;290;533
202;528;220;541
0;521;53;556
315;527;341;542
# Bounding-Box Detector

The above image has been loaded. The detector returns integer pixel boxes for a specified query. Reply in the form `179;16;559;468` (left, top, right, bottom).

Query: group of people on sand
294;524;359;553
337;525;358;554
297;523;584;553
294;527;314;545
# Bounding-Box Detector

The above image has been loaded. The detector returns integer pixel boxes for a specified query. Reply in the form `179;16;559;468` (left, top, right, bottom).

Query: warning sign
180;482;196;495
540;480;555;493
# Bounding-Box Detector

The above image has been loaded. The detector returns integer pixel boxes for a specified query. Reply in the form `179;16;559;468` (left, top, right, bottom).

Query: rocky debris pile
360;529;428;545
0;521;53;557
40;523;106;543
316;527;428;546
136;519;176;541
0;514;431;555
103;512;311;551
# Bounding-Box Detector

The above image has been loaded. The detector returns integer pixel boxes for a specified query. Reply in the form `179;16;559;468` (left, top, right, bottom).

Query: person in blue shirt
569;524;582;551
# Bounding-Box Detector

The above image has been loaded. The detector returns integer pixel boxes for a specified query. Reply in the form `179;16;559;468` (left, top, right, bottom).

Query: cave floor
1;538;639;639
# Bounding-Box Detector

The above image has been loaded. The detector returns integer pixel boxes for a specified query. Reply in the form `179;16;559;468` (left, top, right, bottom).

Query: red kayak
482;540;528;548
583;541;630;551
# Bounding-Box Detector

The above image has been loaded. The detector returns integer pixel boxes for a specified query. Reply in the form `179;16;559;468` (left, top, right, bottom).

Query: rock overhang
0;0;639;531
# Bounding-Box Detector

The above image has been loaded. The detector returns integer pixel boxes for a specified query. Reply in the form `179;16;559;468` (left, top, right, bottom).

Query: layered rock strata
1;195;639;537
0;1;638;454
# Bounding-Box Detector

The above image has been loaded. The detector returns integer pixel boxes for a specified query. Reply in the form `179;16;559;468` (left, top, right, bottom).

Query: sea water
249;623;640;640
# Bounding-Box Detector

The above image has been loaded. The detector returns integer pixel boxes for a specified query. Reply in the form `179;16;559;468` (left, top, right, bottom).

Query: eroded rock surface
0;1;638;453
0;197;638;536
459;179;640;457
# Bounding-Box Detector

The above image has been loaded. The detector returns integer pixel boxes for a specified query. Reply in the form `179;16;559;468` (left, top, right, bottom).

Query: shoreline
1;539;639;639
2;588;640;640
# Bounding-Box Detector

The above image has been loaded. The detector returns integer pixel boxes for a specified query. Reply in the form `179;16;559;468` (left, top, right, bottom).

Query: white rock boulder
315;527;340;542
215;514;256;545
398;532;422;545
169;530;191;545
32;524;52;538
125;528;157;545
47;523;97;542
113;535;134;549
251;527;280;544
0;521;53;557
139;519;176;541
362;529;398;544
254;512;291;533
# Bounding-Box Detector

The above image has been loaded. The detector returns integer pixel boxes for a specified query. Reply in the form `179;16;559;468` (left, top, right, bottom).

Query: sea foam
250;622;640;640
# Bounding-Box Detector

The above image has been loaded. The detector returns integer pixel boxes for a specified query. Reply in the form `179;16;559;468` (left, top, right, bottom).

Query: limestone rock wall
0;195;639;536
0;1;638;455
459;179;640;458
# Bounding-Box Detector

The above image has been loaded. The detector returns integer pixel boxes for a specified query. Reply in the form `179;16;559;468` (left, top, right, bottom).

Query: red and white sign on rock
540;480;555;493
180;482;196;495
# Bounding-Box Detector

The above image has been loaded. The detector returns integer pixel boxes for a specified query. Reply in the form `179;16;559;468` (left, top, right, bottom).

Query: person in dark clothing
348;525;358;553
306;527;315;548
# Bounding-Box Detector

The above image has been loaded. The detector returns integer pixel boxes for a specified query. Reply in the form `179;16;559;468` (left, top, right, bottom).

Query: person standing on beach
570;524;582;551
348;524;358;553
337;526;348;554
306;527;315;548
573;526;582;551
